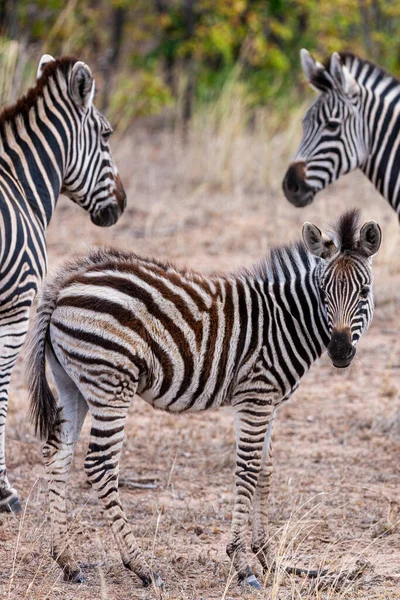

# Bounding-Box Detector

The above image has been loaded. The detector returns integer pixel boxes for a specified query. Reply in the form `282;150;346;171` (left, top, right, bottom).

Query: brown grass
1;110;400;600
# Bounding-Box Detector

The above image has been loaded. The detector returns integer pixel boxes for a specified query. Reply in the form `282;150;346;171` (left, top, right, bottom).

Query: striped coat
26;210;381;589
0;54;126;513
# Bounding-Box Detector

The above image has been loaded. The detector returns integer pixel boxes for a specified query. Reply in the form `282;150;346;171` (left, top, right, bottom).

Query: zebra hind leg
84;401;163;589
44;350;88;583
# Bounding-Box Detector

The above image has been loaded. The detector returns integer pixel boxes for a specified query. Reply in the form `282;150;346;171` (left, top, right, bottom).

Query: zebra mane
0;56;78;133
251;241;314;282
252;209;362;281
325;52;400;89
329;208;361;252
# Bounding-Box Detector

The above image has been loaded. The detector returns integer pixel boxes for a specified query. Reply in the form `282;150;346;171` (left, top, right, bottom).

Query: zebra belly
137;362;237;413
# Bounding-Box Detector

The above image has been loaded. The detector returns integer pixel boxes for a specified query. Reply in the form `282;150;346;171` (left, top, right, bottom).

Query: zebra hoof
0;496;22;514
142;572;164;589
242;574;262;590
63;568;86;584
154;573;164;589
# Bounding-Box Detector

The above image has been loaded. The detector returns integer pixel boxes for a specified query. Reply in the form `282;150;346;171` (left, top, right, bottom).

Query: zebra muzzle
282;162;315;207
327;329;356;368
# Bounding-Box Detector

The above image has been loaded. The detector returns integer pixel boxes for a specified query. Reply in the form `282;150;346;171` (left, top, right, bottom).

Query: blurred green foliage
1;0;400;128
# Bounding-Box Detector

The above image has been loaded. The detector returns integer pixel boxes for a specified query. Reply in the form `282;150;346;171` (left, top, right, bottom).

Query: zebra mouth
327;347;356;368
91;203;122;227
330;357;353;369
287;189;315;207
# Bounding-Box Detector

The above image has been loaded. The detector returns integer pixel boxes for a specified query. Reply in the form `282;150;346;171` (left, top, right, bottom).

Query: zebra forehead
327;254;370;281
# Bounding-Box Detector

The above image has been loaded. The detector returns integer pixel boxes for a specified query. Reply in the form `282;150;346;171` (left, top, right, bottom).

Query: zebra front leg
0;393;20;512
251;411;275;573
227;400;273;590
84;406;163;588
0;318;31;514
45;351;88;582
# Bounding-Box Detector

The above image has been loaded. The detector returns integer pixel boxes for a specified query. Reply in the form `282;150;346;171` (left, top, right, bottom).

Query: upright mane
0;56;78;133
330;207;360;252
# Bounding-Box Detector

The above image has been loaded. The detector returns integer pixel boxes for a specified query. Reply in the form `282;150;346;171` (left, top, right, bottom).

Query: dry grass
1;105;400;600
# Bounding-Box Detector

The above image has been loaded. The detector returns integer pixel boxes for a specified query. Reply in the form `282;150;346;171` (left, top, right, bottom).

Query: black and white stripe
283;49;400;217
0;54;126;513
26;210;381;589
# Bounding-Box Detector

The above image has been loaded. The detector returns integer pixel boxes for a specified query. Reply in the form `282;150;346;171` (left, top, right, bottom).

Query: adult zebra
282;49;400;216
0;55;126;513
26;210;381;589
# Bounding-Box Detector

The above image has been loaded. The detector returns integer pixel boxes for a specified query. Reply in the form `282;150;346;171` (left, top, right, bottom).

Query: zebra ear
300;48;333;93
358;221;382;259
37;54;55;79
330;52;359;99
70;61;95;109
302;222;338;259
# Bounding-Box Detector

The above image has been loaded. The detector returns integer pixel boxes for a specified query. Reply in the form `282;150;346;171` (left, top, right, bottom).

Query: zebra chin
286;188;315;208
90;202;123;227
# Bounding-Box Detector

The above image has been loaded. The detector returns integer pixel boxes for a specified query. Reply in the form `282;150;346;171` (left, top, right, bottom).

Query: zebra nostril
283;163;306;197
345;346;355;359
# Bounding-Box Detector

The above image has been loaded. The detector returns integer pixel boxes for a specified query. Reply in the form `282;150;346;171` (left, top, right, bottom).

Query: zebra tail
26;249;130;439
25;288;59;441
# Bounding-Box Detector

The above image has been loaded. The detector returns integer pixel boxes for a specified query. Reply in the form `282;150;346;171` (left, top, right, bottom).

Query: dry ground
1;126;400;600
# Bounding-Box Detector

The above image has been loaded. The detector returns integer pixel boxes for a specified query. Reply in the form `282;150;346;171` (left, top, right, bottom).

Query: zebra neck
345;55;400;213
258;261;330;369
360;93;400;211
0;88;67;229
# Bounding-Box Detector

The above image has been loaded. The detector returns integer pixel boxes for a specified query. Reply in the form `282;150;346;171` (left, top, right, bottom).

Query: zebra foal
26;209;380;590
283;49;400;217
0;54;126;512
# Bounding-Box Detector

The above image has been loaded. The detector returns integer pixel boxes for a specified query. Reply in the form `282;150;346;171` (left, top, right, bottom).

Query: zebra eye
326;120;340;132
360;286;370;299
102;129;112;142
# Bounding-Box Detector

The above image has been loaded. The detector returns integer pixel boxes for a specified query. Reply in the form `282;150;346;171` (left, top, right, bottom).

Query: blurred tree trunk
0;0;18;37
182;0;195;135
154;0;175;91
358;0;376;61
100;5;127;113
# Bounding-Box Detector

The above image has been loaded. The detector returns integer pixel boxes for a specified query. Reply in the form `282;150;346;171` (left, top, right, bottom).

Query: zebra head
303;210;381;368
283;49;368;207
37;55;126;227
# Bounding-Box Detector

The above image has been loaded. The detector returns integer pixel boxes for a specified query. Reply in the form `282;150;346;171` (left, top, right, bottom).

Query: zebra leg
84;405;163;588
0;316;32;514
44;351;88;583
227;400;273;590
251;411;275;573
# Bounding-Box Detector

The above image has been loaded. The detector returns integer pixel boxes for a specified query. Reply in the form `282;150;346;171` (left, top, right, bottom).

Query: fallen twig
311;558;370;592
273;561;330;579
119;477;159;490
